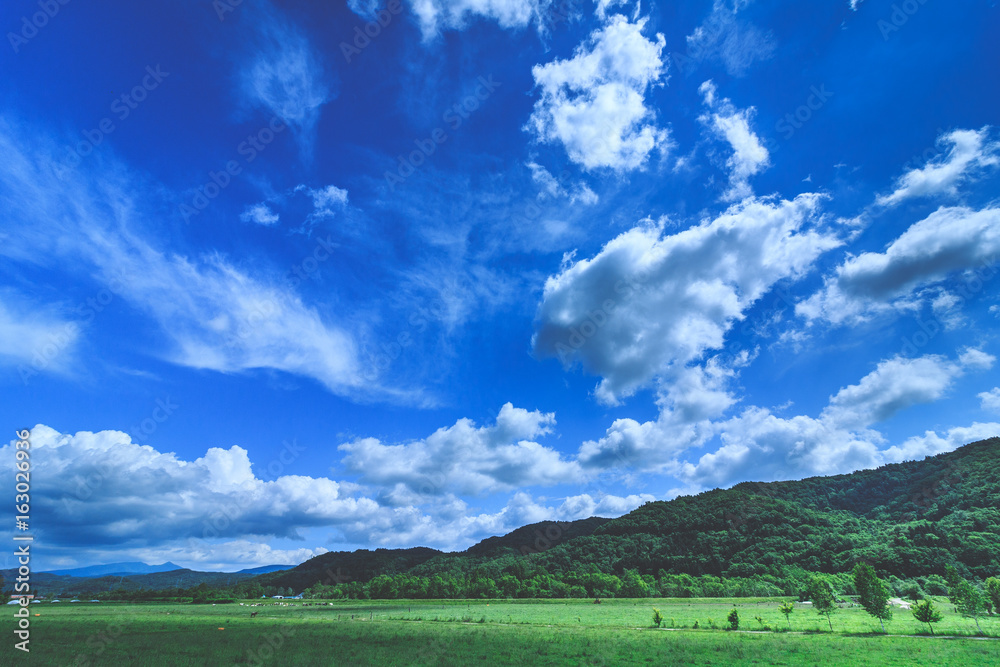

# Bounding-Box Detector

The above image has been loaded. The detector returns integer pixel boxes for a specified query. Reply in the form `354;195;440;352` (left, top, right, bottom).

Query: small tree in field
911;599;943;634
947;565;987;634
652;608;663;628
853;563;893;633
808;576;837;632
986;577;1000;615
779;601;795;628
954;579;987;634
727;608;740;630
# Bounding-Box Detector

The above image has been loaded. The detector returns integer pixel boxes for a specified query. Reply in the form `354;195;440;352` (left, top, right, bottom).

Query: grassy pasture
2;597;998;665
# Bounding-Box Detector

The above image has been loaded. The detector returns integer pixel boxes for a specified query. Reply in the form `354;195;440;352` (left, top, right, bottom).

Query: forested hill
261;437;999;594
539;436;1000;579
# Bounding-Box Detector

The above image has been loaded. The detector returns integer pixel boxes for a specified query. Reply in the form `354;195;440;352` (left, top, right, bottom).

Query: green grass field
3;597;998;666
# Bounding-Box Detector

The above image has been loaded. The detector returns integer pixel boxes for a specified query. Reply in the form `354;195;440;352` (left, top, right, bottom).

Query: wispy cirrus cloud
0;116;407;401
237;1;334;159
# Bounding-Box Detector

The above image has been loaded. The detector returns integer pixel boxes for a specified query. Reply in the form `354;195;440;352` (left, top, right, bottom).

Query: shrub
652;608;663;628
727;609;740;631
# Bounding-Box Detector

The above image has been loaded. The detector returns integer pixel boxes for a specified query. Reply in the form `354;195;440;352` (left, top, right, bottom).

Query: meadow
2;597;998;666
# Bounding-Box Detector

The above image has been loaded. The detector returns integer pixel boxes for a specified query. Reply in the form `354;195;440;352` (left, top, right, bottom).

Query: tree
853;563;893;633
779;601;795;628
808;576;837;632
986;577;1000;615
652;608;663;628
911;599;943;634
953;578;987;634
727;608;740;630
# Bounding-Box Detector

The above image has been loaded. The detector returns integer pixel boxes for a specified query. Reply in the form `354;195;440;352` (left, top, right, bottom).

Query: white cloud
979;387;1000;414
583;350;993;488
850;0;865;10
594;0;628;20
0;289;80;377
526;15;669;171
819;355;969;431
348;0;383;20
1;424;650;567
683;0;775;77
240;202;280;226
681;408;884;488
339;403;582;496
881;422;1000;463
699;80;770;201
526;161;599;205
533;194;840;404
798;205;1000;325
239;3;332;155
2;425;378;549
408;0;550;39
877;127;999;207
0;117;387;401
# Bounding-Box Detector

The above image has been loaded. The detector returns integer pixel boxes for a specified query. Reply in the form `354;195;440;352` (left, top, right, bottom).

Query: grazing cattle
250;612;258;618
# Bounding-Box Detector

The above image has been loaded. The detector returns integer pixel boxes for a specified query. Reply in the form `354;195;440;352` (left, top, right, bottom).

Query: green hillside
266;436;1000;599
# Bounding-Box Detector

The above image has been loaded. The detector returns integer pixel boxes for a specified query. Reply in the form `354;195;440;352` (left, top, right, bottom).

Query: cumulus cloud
239;2;332;156
979;387;1000;414
1;423;655;568
240;202;280;226
2;425;377;550
881;422;1000;463
819;354;981;431
797;205;1000;325
877;127;999;207
675;350;994;487
339;403;582;496
526;14;669;171
533;194;840;404
699;80;770;201
682;0;775;77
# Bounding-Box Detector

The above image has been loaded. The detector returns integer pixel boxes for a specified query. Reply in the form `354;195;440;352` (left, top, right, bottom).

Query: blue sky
1;0;999;572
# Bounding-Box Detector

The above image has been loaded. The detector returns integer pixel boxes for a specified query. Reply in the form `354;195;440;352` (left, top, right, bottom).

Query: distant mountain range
43;561;184;577
0;562;295;596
